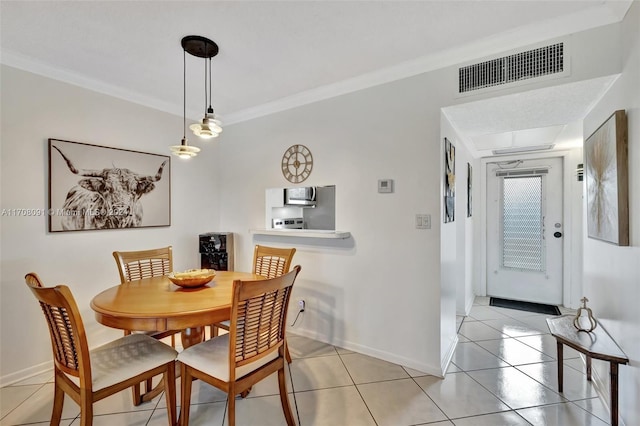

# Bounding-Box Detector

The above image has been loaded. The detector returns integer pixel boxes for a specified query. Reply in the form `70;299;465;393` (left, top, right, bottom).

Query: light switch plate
416;214;431;229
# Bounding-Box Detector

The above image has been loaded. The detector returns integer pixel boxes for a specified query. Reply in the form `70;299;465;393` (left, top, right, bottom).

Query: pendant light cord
204;45;208;115
208;57;213;112
183;48;186;141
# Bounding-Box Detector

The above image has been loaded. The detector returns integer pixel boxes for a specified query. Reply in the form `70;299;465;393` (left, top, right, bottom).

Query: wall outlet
298;299;306;311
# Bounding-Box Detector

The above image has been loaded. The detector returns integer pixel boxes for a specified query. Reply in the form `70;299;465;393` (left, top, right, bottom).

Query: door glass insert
501;176;544;272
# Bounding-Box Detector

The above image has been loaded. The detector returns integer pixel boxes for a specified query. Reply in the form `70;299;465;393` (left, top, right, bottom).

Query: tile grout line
335;349;379;426
407;372;451;424
286;359;302;426
0;382;48;424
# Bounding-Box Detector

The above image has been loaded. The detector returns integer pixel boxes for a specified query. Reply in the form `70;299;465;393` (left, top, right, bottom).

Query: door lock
553;231;562;238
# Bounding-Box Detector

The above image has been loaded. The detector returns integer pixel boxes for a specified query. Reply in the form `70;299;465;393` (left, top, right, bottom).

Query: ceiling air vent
459;43;564;93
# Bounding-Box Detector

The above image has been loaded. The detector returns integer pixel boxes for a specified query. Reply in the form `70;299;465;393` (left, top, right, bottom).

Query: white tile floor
1;296;612;425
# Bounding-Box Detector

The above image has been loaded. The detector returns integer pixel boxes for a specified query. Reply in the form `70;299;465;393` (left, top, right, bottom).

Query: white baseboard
440;334;459;377
288;327;444;377
465;296;474;316
0;360;52;387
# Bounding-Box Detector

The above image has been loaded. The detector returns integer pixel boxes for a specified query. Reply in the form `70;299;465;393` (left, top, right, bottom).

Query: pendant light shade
189;115;222;139
184;36;222;139
171;35;222;158
171;137;201;159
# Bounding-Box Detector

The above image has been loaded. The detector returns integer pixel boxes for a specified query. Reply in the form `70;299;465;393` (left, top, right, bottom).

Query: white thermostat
378;179;394;193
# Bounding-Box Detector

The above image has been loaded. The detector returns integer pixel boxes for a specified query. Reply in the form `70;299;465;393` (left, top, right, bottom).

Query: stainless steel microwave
284;186;316;206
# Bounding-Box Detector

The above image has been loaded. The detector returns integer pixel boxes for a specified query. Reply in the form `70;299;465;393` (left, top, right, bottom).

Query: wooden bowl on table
168;269;216;288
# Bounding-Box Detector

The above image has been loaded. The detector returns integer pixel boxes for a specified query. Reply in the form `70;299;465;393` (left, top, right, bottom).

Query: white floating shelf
250;229;351;239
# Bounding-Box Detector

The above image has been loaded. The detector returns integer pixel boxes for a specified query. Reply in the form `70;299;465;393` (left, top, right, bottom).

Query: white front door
486;157;563;305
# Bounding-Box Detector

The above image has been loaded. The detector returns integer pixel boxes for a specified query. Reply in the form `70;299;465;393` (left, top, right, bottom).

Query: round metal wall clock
281;144;313;183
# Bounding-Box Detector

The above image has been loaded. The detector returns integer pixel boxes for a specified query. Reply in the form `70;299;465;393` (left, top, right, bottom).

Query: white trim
0;49;193;119
288;328;443;378
440;335;459;379
0;361;52;387
464;294;475;316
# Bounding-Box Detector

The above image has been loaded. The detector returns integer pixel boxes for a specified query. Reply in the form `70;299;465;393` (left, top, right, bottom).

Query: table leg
557;341;564;393
181;327;205;349
610;362;619;426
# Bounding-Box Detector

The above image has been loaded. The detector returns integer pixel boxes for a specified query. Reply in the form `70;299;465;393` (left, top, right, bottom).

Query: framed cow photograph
48;139;171;232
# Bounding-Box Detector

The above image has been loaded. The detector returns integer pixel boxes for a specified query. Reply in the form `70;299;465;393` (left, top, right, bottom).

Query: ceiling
0;1;632;156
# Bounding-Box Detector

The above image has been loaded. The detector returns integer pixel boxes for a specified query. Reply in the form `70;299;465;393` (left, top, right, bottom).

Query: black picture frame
48;139;171;232
467;162;472;218
444;138;455;223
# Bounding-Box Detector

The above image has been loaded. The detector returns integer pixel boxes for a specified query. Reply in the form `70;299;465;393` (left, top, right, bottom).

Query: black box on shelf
199;232;234;271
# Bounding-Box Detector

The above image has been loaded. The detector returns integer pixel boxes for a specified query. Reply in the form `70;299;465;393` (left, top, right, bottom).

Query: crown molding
0;49;194;119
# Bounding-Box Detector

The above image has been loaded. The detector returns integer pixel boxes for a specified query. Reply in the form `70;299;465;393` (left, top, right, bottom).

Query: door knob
553;231;562;238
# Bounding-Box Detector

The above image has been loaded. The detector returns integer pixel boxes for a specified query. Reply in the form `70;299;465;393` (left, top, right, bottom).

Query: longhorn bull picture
49;141;169;231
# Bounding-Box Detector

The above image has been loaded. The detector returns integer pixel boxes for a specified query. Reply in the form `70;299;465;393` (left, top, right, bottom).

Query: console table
546;315;628;426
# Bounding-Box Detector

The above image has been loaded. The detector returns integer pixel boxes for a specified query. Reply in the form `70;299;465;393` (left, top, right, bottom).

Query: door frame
478;150;578;308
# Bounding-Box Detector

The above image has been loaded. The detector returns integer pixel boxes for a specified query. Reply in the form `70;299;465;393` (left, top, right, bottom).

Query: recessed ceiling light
492;144;555;155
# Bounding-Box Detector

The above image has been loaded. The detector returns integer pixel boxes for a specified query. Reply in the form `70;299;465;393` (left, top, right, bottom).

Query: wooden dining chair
211;245;297;362
112;246;181;403
25;273;177;426
178;265;301;426
113;246;174;283
252;245;297;278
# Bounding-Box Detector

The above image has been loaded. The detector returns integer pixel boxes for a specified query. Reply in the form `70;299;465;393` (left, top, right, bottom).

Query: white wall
440;116;476;316
216;70;450;375
582;3;640;424
0;65;221;383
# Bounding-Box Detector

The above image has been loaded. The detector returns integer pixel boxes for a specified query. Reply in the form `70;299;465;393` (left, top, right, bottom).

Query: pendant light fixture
170;44;201;159
184;35;222;139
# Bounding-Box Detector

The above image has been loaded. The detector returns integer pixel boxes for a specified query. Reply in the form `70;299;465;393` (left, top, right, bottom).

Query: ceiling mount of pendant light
171;41;201;159
183;35;223;139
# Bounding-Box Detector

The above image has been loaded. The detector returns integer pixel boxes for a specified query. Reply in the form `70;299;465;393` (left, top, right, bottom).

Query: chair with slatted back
253;245;297;279
112;246;181;404
113;246;174;283
211;245;296;363
178;265;301;426
25;273;177;426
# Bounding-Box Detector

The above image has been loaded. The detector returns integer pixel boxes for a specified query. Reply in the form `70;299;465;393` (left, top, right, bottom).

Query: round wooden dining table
91;271;265;348
91;270;265;404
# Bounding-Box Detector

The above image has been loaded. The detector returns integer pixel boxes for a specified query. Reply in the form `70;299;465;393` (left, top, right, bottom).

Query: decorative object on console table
547;315;628;426
199;232;234;271
573;297;597;332
584;109;629;246
48;139;170;232
444;138;455;223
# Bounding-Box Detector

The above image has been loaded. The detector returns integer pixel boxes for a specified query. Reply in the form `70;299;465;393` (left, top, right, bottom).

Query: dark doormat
490;297;561;315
